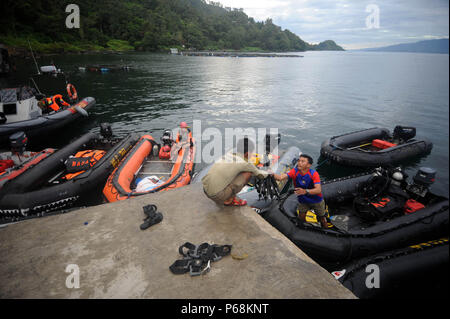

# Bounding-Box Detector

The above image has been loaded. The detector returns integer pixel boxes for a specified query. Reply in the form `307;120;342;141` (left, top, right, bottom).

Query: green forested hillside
309;40;344;51
0;0;343;53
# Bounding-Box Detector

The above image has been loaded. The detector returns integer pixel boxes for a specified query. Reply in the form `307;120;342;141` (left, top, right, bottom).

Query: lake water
4;50;449;196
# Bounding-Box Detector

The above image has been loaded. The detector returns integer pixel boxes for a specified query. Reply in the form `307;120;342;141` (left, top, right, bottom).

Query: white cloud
215;0;449;49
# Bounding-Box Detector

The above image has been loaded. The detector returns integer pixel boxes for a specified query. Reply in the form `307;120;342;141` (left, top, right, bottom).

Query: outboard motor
159;129;173;160
100;123;113;139
9;131;28;155
161;129;173;147
413;167;436;186
393;126;416;143
406;167;436;197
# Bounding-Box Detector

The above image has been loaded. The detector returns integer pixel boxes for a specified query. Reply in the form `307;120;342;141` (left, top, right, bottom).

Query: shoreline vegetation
1;35;344;58
0;0;344;58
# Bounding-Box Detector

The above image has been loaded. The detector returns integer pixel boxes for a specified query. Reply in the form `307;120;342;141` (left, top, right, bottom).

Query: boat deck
136;158;174;182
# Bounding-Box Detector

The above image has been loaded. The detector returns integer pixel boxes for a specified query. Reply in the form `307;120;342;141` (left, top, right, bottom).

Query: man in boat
178;121;190;142
202;137;269;206
272;154;328;228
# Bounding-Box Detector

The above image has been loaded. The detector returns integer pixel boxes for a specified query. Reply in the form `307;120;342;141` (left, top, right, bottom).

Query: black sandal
140;204;163;230
142;204;157;218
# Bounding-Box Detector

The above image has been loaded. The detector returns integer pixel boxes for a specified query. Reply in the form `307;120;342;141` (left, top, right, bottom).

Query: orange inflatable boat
103;127;196;202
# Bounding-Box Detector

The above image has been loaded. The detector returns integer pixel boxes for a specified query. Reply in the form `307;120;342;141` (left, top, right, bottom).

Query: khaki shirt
202;152;269;197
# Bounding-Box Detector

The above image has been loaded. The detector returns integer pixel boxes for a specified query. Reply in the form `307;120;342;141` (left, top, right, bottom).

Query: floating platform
78;65;131;72
0;184;355;299
180;51;303;58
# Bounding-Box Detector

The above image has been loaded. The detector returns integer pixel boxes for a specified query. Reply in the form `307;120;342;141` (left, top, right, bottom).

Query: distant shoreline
1;37;342;59
4;45;312;59
178;51;304;57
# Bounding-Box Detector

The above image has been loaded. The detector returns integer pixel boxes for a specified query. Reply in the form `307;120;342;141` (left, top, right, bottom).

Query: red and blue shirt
287;167;323;204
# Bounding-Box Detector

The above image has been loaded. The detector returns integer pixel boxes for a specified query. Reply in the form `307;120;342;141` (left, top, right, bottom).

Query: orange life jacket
52;94;70;108
63;150;106;180
44;97;59;111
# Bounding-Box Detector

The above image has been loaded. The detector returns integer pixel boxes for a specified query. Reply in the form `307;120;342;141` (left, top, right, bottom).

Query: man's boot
298;211;307;223
319;216;328;229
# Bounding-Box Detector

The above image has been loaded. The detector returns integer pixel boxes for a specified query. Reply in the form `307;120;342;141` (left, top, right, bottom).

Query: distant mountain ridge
362;39;449;54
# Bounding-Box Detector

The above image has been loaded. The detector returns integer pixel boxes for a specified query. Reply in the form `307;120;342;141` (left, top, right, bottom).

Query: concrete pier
0;184;355;299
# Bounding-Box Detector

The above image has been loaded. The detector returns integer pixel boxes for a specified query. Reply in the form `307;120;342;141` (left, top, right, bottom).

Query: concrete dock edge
0;184;355;299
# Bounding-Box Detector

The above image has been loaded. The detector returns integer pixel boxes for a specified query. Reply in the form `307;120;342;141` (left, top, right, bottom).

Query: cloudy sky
217;0;449;49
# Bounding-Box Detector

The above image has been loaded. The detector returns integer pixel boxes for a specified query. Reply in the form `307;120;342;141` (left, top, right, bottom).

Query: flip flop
224;197;247;206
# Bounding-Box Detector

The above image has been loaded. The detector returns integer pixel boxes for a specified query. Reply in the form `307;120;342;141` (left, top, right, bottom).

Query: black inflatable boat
320;126;433;167
0;124;140;223
331;237;449;299
260;166;449;269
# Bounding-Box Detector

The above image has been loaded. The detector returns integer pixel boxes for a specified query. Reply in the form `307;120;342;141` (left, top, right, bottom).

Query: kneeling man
202;138;269;206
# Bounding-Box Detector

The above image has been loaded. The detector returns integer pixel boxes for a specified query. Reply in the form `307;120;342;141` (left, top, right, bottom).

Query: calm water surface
5;50;449;195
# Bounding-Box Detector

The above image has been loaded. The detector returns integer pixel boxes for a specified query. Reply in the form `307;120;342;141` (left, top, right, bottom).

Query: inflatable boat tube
320;127;433;167
0;132;98;195
260;168;449;269
0;132;140;222
0;97;95;145
103;132;196;202
0;148;56;189
331;238;449;298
